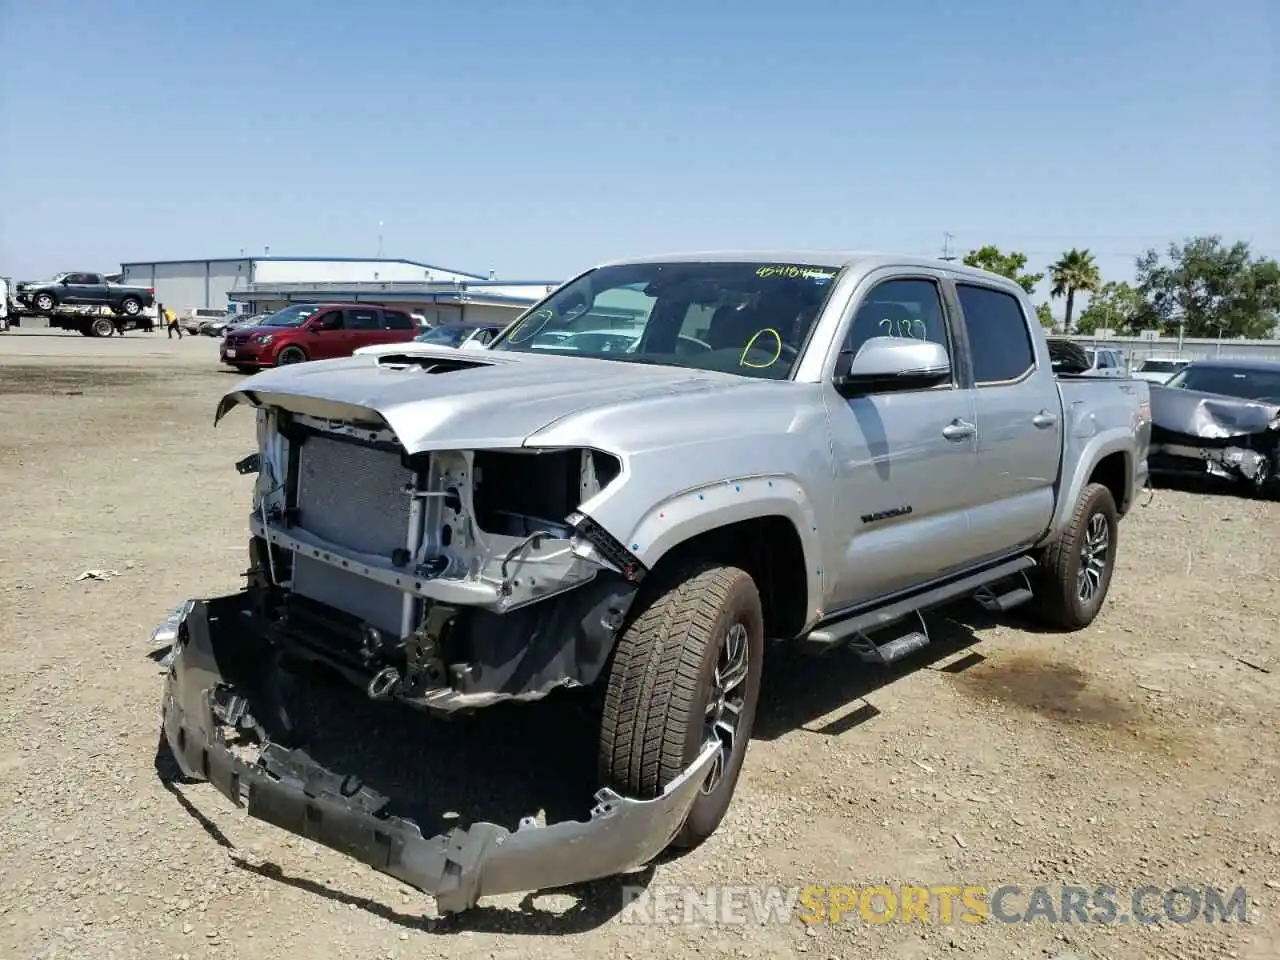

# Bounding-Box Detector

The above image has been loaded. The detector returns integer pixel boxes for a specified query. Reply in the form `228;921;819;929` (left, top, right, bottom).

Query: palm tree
1049;248;1102;335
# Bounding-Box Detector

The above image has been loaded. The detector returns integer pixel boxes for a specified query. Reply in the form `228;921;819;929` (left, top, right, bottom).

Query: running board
973;570;1036;614
801;556;1037;656
845;611;931;665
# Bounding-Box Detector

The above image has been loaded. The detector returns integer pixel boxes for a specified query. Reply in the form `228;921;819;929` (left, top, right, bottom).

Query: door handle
941;418;975;441
1032;410;1058;429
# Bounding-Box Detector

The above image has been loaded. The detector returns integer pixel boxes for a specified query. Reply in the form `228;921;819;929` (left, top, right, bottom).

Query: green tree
1035;302;1055;330
1049;248;1101;335
962;245;1044;294
1135;236;1280;338
1076;280;1145;335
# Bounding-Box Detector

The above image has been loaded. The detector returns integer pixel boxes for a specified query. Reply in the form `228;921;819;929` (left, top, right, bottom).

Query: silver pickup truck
154;251;1151;913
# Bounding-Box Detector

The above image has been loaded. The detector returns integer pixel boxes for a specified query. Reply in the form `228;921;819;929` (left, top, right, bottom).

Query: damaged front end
155;396;720;912
239;405;647;713
157;596;718;914
1148;385;1280;493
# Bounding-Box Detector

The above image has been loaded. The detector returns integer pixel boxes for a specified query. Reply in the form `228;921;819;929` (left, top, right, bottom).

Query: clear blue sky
1;0;1275;307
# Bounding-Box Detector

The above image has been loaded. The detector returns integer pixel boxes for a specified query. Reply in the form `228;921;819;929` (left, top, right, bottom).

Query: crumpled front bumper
155;595;717;915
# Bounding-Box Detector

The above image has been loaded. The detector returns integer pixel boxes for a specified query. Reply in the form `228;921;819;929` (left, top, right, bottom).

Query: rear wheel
90;317;115;338
117;297;142;316
1028;482;1118;630
598;563;764;849
276;346;307;365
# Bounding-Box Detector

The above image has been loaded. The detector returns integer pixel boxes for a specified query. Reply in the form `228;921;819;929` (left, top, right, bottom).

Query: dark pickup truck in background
14;272;156;318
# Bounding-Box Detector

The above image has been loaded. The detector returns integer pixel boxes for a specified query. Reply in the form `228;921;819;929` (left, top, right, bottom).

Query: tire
1029;482;1118;630
90;317;115;338
117;298;142;316
276;346;307;365
598;563;764;849
32;292;56;312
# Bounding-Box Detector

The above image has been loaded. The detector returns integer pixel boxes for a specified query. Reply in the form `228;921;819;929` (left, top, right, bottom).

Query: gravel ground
1;329;1277;960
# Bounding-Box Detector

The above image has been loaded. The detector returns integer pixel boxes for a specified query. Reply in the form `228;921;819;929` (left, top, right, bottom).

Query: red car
220;303;419;370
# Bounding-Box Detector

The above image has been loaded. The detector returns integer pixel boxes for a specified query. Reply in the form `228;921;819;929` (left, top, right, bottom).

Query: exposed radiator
295;435;413;555
291;434;415;635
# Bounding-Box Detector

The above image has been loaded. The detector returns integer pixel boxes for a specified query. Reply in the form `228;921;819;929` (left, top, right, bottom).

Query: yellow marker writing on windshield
508;308;553;343
740;328;782;368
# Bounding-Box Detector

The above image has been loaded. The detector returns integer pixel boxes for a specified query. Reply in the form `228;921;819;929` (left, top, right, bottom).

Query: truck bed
1057;374;1152;495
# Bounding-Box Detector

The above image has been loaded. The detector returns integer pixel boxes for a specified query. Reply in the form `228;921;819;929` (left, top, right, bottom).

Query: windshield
261;304;321;328
1165;365;1280;402
1139;360;1185;373
415;325;475;347
488;260;841;379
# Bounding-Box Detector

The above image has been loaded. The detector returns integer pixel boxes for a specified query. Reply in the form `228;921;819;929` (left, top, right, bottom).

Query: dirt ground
1;328;1277;960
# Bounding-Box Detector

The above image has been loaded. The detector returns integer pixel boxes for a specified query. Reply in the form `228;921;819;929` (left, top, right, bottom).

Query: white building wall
122;259;253;314
457;304;523;326
251;259;481;284
469;283;558;301
210;261;253;310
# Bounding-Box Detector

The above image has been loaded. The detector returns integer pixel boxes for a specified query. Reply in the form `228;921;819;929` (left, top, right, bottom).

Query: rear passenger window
843;279;950;360
346;309;379;330
382;311;414;330
956;284;1035;384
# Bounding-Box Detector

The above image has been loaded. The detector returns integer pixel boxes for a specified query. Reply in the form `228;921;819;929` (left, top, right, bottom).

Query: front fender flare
608;475;823;620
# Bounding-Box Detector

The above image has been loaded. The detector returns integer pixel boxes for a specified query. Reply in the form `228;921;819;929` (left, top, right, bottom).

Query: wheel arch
1046;432;1134;540
627;487;818;640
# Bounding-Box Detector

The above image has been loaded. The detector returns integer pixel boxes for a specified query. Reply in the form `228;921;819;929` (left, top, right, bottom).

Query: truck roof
596;250;1021;286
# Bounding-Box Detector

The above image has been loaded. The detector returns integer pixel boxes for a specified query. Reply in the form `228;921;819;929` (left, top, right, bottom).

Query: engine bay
241;407;643;713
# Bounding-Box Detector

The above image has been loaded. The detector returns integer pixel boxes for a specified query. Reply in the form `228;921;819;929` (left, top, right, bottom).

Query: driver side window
843;279;950;360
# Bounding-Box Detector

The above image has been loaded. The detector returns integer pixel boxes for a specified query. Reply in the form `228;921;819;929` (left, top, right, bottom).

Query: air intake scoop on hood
375;354;493;373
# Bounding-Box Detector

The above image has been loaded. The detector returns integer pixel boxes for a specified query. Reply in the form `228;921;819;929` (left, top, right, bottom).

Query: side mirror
833;337;951;395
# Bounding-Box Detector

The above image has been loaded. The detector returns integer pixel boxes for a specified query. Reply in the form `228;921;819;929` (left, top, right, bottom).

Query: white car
1080;346;1128;377
352;322;503;357
1131;357;1190;384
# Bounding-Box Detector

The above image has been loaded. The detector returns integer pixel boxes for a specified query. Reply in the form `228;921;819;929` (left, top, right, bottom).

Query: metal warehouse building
117;257;495;313
118;256;558;327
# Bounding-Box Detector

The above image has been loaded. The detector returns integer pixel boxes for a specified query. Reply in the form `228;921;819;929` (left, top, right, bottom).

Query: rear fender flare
1047;430;1133;538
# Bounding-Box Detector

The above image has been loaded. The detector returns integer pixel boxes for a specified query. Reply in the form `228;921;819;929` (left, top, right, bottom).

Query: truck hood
215;347;752;453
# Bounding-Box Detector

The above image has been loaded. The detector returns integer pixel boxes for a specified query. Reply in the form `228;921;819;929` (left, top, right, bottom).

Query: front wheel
33;292;56;312
598;563;764;849
276;346;307;365
1241;456;1274;500
1028;482;1119;630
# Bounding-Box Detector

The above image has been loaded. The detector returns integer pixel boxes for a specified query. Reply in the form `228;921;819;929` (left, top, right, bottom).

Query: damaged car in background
153;251;1151;914
1147;358;1280;497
